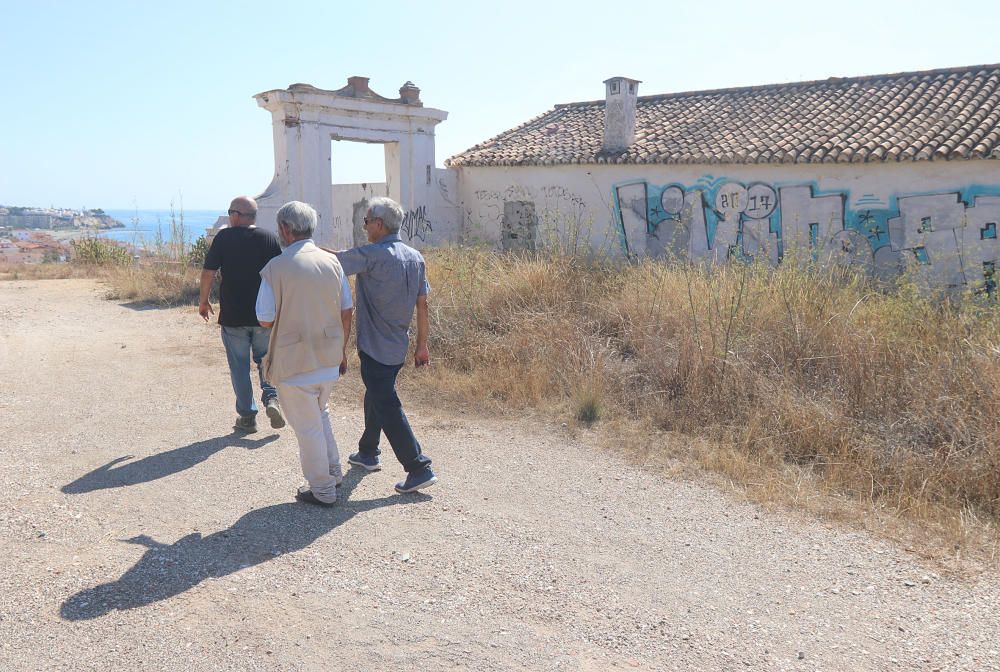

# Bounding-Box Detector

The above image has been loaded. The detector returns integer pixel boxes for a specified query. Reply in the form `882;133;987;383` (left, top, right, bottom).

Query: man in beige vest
256;201;354;506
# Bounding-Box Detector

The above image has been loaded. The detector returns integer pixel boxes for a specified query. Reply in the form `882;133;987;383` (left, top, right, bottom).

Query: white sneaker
265;399;286;429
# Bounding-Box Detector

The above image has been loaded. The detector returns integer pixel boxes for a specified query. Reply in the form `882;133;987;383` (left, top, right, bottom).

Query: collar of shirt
378;233;401;245
282;238;313;254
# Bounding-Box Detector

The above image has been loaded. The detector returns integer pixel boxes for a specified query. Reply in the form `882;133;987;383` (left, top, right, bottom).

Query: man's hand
198;269;217;322
414;344;430;367
199;301;214;322
339;358;348;376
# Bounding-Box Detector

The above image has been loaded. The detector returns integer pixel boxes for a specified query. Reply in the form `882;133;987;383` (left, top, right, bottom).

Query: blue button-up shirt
336;234;430;366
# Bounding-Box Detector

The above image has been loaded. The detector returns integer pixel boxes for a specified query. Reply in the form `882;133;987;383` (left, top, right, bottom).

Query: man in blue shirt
334;197;437;493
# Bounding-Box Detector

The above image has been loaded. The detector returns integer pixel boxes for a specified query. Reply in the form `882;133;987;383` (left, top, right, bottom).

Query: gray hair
276;201;317;237
368;197;404;234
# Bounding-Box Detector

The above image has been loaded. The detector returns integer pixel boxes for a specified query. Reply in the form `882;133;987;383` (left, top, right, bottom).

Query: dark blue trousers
357;350;432;474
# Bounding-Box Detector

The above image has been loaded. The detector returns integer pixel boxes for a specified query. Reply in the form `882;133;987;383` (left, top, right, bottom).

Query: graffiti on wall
400;205;433;242
612;177;1000;294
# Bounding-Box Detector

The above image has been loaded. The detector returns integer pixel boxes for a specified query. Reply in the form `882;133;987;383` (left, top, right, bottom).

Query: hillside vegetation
7;242;998;556
421;248;999;554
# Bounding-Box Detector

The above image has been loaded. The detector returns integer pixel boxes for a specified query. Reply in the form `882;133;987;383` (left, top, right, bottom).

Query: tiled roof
447;64;1000;167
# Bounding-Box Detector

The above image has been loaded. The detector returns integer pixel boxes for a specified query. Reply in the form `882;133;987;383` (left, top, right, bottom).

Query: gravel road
1;279;997;671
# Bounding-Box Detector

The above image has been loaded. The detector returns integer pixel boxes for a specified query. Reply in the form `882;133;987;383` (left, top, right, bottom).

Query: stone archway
253;77;451;249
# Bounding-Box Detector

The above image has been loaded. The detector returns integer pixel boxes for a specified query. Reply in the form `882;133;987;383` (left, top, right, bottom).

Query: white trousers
276;380;343;503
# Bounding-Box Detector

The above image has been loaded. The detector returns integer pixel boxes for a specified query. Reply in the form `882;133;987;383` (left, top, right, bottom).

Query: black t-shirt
203;226;282;327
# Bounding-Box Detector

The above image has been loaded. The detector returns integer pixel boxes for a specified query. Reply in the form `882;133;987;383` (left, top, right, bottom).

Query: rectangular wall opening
329;139;391;249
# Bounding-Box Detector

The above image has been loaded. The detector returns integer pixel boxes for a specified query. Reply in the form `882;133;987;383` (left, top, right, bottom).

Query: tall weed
422;247;1000;534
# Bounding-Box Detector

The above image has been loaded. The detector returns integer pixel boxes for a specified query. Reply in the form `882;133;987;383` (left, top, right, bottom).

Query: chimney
602;76;641;152
399;81;422;105
347;76;370;96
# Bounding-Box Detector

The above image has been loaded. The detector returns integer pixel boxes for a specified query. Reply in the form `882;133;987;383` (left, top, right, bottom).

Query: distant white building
0;240;46;264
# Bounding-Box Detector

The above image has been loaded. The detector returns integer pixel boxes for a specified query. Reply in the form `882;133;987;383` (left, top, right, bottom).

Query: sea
100;209;225;247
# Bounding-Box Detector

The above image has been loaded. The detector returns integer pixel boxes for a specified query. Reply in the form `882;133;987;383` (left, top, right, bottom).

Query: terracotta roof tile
448;64;1000;167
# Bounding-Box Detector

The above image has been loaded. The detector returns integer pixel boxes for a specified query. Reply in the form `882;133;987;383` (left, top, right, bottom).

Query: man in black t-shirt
199;196;284;433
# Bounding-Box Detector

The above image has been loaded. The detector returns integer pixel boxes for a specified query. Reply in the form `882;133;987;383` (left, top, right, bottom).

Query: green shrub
70;237;133;266
186;235;210;267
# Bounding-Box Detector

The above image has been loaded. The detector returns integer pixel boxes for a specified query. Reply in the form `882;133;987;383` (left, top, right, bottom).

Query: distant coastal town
0;205;124;264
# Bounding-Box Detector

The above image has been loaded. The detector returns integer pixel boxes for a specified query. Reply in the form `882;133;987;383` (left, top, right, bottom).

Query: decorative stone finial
399;81;421;105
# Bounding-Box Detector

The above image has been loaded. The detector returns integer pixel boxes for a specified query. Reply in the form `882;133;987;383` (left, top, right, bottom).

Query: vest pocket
277;332;302;347
323;326;342;339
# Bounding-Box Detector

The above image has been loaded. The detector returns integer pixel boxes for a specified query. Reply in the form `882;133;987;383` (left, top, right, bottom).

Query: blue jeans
220;325;277;418
358;350;432;474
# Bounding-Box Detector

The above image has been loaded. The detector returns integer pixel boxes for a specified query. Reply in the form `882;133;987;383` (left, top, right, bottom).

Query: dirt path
1;279;998;671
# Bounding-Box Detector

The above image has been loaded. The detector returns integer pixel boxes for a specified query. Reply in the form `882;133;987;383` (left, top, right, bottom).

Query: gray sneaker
234;415;258;433
265;399;286;429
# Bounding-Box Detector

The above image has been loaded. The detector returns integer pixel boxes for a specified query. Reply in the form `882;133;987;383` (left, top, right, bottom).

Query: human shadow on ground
61;432;279;494
117;299;201;312
60;467;428;621
117;301;161;312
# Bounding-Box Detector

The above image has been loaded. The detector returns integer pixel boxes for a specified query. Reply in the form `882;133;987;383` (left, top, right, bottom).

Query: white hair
276;201;317;237
368;197;404;234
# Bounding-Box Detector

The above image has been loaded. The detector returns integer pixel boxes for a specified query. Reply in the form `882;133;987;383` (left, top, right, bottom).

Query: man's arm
330;246;370;276
340;307;354;375
198;269;216;321
256;277;275;328
414;294;429;367
337;271;354;374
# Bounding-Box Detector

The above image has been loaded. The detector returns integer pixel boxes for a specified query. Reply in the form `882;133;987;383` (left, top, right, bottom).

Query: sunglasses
228;209;255;218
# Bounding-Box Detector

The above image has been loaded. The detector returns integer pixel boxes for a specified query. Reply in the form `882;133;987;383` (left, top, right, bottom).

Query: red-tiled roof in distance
447;64;1000;167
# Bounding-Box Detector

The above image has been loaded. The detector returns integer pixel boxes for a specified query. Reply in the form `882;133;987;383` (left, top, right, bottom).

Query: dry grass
0;262;101;281
1;256;203;307
418;247;1000;563
103;261;202;306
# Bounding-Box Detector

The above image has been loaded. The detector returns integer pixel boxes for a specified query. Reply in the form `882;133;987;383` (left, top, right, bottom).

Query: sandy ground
1;279;998;672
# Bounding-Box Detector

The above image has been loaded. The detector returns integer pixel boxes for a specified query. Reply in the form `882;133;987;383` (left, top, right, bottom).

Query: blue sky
2;0;998;210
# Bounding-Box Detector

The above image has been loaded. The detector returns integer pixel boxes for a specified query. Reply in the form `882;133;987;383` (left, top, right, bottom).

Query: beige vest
260;241;346;384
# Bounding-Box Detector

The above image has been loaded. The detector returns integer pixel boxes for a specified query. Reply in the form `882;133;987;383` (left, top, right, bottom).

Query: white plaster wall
417;168;459;248
454;160;1000;292
327;182;389;250
323;173;460;252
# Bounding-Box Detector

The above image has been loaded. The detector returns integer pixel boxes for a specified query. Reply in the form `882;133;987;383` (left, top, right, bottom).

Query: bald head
227;196;258;227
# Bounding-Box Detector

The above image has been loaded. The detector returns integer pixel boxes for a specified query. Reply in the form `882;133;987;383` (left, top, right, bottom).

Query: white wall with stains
327;183;388;250
453;160;1000;294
